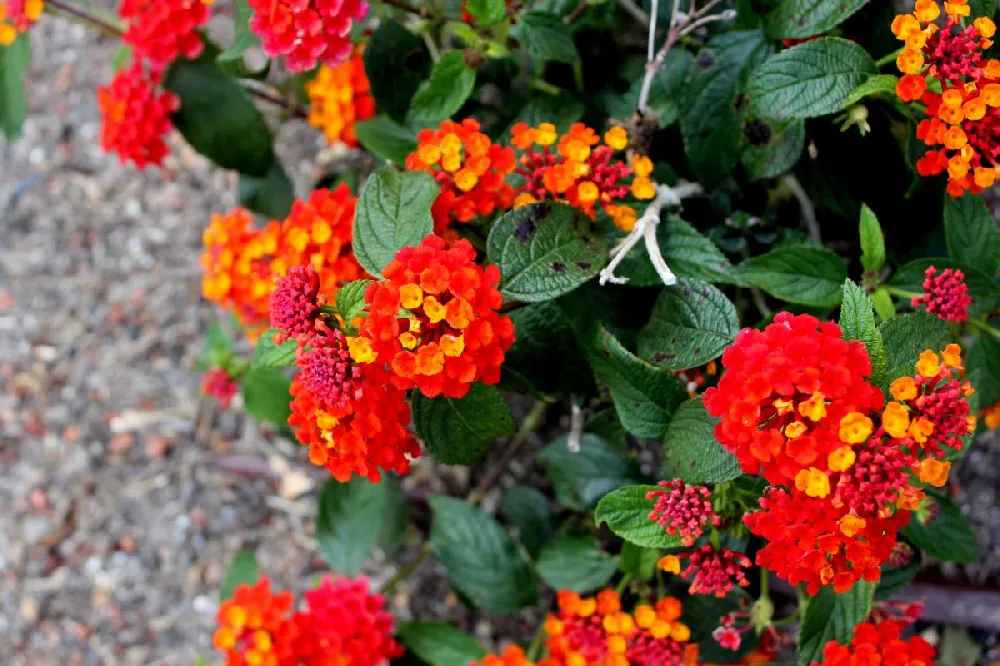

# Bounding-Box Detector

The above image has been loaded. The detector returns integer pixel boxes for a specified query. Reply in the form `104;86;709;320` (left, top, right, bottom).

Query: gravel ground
2;8;1000;666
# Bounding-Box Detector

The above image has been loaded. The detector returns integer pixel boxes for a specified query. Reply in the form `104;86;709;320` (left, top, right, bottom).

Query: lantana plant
5;0;1000;665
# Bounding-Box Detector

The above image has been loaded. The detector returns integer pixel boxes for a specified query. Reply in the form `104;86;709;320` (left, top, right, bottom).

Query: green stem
381;545;431;597
531;78;564;95
759;567;769;600
526;615;548;661
968;317;1000;339
875;47;903;68
45;0;124;36
615;575;632;595
883;285;920;299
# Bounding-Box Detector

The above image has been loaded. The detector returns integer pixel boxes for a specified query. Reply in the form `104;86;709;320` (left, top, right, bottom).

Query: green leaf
903;492;978;564
201;321;234;369
637;279;738;371
968;332;1000;408
315;477;389;575
797;581;876;666
538;434;641;510
969;0;996;19
194;657;209;666
163;56;275;177
406;51;477;128
218;0;261;64
378;479;409;560
739;245;848;307
242;368;292;425
758;0;871;39
878;313;951;390
875;545;921;600
364;19;430;123
680;30;772;185
353;167;438;277
595;485;684;549
333;279;374;333
742;118;806;181
747;38;877;120
511;11;580;64
661;399;741;484
502;486;553;559
465;0;508;26
412;384;515;466
251;329;297;369
888;258;1000;318
609;50;693;127
397;621;487;666
620;542;660;580
220;550;259;601
842;74;901;109
510;94;586;135
943;196;1000;276
0;34;29;139
487;202;606;303
239;161;295;220
871;287;896;322
840;280;887;387
503;301;593;395
355;115;418;165
581;325;689;438
615;216;741;286
859;203;886;272
536;535;618;594
429;496;538;613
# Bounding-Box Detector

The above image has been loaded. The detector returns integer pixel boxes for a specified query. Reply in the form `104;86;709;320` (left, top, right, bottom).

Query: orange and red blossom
119;0;211;70
306;51;375;148
248;0;367;72
356;235;515;399
510;122;654;232
213;578;298;666
817;620;936;666
0;0;43;45
471;646;535;666
406;119;516;234
983;401;1000;430
702;312;884;486
97;63;179;170
892;2;1000;195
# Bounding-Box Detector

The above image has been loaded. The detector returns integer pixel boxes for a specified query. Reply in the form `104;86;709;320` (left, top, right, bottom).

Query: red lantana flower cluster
97;64;179;169
0;0;43;45
893;0;1000;195
201;185;365;337
817;620;936;666
911;266;972;322
646;479;720;547
119;0;211;70
213;576;402;666
405;119;517;235
248;0;368;73
356;235;515;399
202;368;240;408
510;123;654;232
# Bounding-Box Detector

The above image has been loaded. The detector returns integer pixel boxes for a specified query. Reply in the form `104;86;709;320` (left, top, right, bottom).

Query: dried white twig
567;399;584;453
781;173;821;244
600;181;703;287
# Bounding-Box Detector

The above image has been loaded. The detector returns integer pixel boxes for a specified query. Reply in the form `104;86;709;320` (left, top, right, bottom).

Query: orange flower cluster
984;401;1000;430
892;0;1000;195
819;620;936;666
356;235;515;399
0;0;43;45
510;123;654;232
214;576;403;666
305;51;375;148
708;313;976;594
201;185;366;335
405;119;516;234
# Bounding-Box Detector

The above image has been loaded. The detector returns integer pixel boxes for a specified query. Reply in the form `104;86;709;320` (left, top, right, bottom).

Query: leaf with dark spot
551;261;567;274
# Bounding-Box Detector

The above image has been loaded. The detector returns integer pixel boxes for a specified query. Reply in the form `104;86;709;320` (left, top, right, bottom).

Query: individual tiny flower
911;266;971;323
703;312;884;485
119;0;211;70
306;51;375;147
97;63;179;169
646;479;720;547
291;577;403;666
470;645;535;666
269;265;323;345
818;620;936;666
713;626;742;651
830;438;914;515
0;0;43;45
674;546;752;598
405;119;516;234
248;0;368;72
357;235;515;399
673;360;719;397
983;401;1000;430
510;122;653;231
213;578;298;666
886;541;915;569
917;458;951;487
201;368;239;408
